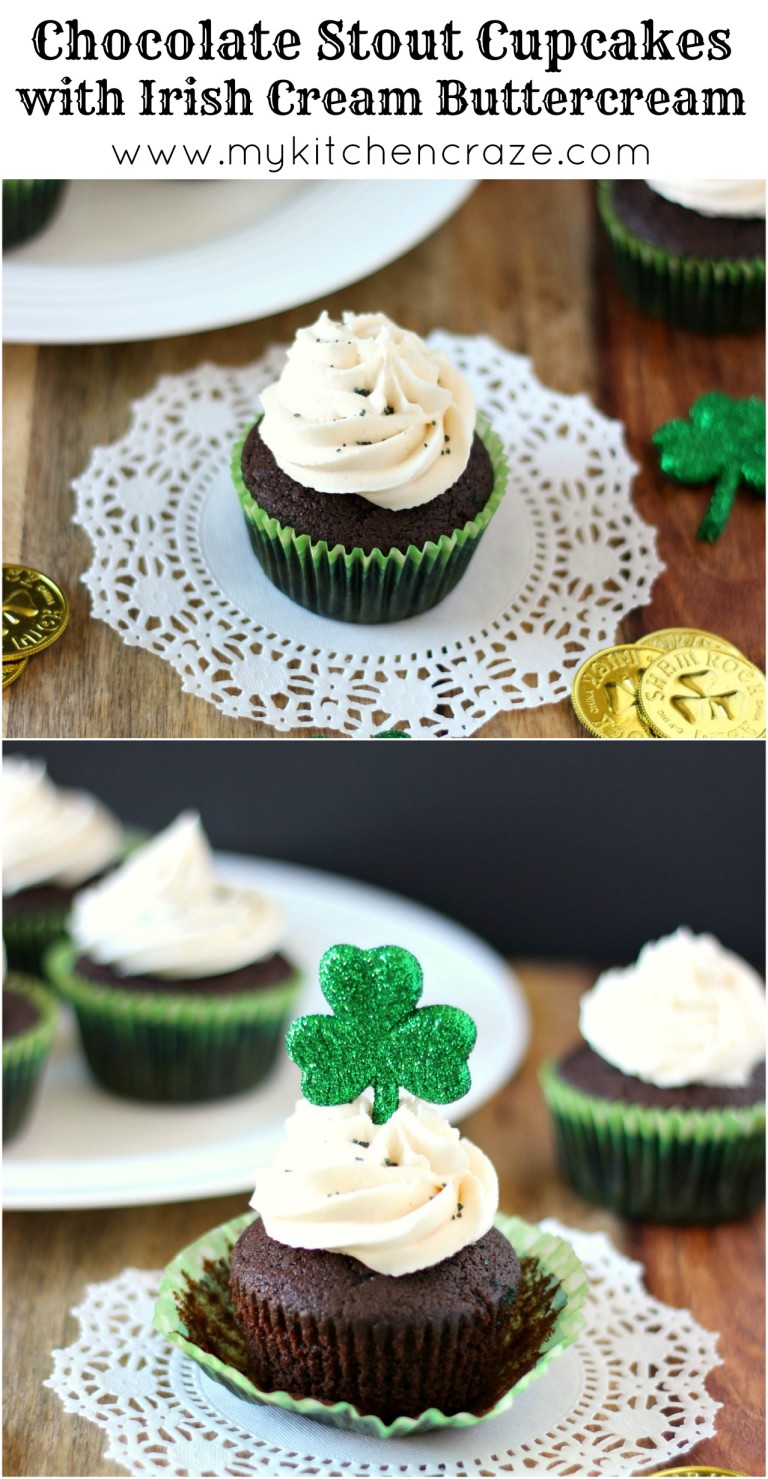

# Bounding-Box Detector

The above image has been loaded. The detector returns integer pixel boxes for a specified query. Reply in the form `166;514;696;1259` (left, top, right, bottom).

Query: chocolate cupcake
3;971;58;1143
3;180;67;249
540;928;766;1222
3;755;123;974
232;311;509;623
598;179;765;332
45;813;302;1102
155;944;588;1433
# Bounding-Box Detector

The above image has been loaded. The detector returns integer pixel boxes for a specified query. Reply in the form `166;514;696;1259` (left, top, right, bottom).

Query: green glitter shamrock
286;944;476;1124
653;392;765;542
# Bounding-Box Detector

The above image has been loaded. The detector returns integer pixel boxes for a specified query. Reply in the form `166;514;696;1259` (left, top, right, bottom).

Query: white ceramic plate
3;180;474;343
3;854;529;1210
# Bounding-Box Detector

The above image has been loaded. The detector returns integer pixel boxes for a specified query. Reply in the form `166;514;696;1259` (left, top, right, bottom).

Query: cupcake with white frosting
540;928;766;1221
2;755;123;973
231;310;509;623
44;813;302;1102
597;179;765;331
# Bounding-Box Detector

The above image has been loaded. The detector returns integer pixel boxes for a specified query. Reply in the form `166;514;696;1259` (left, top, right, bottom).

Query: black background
4;739;765;971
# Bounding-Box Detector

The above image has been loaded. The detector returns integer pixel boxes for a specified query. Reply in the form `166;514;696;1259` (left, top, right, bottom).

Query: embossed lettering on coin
2;565;69;660
571;645;663;738
2;656;29;689
638;646;766;739
640;628;745;660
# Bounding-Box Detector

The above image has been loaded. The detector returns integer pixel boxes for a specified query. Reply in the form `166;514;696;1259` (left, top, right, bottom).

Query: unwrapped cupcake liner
2;974;59;1143
540;1058;766;1223
153;1210;588;1438
231;416;510;624
3;180;67;250
44;941;302;1104
2;904;72;977
597;182;766;333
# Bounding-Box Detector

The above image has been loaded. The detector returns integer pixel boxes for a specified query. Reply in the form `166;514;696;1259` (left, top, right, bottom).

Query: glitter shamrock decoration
286;944;476;1124
653;392;765;541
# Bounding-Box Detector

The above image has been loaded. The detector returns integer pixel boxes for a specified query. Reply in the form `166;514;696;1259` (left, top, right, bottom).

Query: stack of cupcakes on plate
155;943;588;1434
598;178;766;332
540;927;766;1222
45;812;302;1103
232;310;509;623
2;755;123;974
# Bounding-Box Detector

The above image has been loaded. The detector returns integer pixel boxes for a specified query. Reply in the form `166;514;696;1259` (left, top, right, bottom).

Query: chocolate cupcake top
579;927;765;1090
249;942;497;1276
3;755;122;896
259;310;475;511
646;180;765;219
70;812;284;979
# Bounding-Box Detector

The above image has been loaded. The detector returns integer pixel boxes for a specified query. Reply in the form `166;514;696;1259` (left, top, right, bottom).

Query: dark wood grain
3;181;763;738
3;963;764;1477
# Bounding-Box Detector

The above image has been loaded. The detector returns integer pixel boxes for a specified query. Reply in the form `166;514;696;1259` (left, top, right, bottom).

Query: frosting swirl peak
3;755;121;895
251;1092;498;1276
259;311;475;510
70;812;284;979
580;927;765;1089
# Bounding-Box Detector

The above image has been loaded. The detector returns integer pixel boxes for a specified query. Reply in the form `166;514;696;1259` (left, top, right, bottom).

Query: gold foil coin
640;627;745;660
2;655;28;688
571;645;663;738
638;646;766;738
2;564;69;662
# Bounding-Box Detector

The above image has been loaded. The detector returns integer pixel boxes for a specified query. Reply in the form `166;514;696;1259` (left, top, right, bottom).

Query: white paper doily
46;1221;719;1478
73;334;663;737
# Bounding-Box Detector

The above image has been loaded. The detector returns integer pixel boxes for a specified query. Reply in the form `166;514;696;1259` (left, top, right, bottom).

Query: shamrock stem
371;1081;400;1125
697;467;742;542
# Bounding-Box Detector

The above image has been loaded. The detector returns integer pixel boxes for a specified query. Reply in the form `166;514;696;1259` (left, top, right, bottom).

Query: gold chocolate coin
571;645;663;738
2;565;69;662
640;627;745;660
2;655;28;688
638;646;766;738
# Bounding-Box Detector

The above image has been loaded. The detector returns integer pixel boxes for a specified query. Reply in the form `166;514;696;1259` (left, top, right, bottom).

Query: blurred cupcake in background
540;928;766;1222
3;181;68;249
598;179;765;332
45;812;302;1102
232;310;508;623
2;755;123;974
3;951;59;1144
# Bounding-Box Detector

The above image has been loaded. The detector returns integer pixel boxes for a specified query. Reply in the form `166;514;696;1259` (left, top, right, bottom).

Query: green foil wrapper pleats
45;941;302;1104
597;182;765;334
231;416;509;624
3;904;72;978
2;975;59;1143
540;1057;766;1223
153;1210;588;1438
3;181;67;249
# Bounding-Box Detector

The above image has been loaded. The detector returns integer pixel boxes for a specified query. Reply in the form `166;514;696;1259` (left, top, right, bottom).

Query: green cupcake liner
3;180;67;250
597;182;765;333
153;1209;588;1437
540;1057;766;1223
231;416;509;624
3;974;58;1143
44;940;302;1104
3;904;72;978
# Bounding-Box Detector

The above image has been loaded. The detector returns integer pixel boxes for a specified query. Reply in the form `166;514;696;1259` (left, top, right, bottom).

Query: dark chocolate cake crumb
558;1041;765;1110
611;182;765;260
73;951;295;998
3;987;40;1040
240;423;495;556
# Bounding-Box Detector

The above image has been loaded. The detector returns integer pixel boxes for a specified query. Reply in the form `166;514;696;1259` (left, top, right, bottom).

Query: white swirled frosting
251;1092;499;1276
580;928;765;1089
3;755;122;895
647;180;766;219
258;311;475;511
70;812;284;979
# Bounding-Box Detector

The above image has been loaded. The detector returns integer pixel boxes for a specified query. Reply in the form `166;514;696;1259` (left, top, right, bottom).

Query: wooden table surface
3;962;764;1478
3;180;765;739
